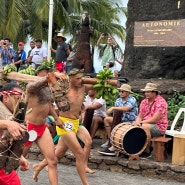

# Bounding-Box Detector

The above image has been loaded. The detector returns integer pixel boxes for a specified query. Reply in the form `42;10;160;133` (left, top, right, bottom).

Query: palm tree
62;0;127;60
0;0;27;41
0;0;127;54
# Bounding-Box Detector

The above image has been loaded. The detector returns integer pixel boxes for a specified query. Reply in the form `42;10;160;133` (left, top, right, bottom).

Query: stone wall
124;0;185;79
28;144;185;182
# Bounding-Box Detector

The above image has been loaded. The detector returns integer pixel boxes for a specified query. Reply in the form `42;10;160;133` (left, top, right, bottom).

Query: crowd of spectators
0;33;74;74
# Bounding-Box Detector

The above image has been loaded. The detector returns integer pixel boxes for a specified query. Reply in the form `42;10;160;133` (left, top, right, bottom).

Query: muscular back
26;85;51;125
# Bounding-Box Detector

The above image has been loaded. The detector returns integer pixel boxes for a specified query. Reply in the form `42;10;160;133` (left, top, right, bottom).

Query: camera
3;43;6;45
103;33;108;36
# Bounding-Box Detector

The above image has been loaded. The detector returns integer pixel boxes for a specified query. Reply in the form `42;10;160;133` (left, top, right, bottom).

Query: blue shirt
1;47;14;66
13;50;26;62
115;96;138;122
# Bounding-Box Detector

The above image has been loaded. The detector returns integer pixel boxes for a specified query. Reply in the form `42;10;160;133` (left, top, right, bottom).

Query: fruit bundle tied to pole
93;68;118;101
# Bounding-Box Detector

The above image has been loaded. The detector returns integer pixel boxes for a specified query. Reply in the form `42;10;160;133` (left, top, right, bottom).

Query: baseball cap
18;42;24;46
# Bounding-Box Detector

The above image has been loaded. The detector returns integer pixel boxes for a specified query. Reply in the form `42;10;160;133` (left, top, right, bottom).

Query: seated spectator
98;84;138;156
82;89;107;142
133;83;169;159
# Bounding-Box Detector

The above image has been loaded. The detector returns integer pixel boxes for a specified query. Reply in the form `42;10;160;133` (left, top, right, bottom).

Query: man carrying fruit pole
22;73;63;185
32;68;93;185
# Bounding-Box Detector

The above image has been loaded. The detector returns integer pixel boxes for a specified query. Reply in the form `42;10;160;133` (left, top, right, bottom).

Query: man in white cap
50;33;70;73
133;82;169;159
98;83;138;156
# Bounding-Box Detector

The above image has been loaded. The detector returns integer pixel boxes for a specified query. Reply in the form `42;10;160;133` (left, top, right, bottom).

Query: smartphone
103;33;108;36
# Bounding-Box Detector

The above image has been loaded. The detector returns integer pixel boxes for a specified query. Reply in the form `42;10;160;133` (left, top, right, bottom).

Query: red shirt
139;95;168;135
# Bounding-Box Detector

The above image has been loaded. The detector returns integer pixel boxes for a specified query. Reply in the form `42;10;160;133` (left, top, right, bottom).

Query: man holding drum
133;83;168;159
98;84;138;156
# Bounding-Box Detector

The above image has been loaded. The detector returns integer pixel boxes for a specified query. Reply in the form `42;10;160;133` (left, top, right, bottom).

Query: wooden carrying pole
0;70;118;86
0;71;40;84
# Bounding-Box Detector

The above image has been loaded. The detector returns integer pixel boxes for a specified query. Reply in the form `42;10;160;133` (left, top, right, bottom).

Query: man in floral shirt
133;83;169;159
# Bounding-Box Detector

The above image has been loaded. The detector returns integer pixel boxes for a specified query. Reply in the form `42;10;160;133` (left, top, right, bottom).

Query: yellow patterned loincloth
56;116;79;135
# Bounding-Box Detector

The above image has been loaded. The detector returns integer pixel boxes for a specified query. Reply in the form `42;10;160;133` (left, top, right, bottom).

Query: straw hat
141;83;161;93
117;84;132;93
55;33;66;41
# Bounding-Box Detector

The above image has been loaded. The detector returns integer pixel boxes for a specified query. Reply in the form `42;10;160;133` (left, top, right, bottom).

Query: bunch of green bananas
18;66;36;91
96;68;113;80
3;64;17;74
93;68;118;101
18;65;36;75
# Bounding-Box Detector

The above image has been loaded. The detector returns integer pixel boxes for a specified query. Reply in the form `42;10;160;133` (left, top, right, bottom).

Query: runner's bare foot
85;167;95;174
33;164;41;182
45;165;48;172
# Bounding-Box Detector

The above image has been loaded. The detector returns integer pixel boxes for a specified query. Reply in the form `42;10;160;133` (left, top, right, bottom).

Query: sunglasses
119;90;126;93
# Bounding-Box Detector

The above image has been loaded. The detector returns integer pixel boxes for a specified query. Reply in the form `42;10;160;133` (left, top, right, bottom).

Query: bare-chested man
32;69;93;185
22;76;61;185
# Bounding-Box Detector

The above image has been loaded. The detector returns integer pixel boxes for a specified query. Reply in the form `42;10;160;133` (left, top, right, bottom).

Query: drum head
123;127;146;155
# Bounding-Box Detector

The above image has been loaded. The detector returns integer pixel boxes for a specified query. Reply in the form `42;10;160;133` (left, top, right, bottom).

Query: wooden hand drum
110;122;148;156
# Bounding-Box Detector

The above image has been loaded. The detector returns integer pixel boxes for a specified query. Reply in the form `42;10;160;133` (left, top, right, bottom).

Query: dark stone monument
124;0;185;79
72;12;94;73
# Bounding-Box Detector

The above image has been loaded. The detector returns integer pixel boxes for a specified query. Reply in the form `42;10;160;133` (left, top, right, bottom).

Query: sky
24;0;128;73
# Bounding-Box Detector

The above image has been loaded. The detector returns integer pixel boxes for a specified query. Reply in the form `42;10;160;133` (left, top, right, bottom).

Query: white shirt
84;95;107;118
30;47;47;64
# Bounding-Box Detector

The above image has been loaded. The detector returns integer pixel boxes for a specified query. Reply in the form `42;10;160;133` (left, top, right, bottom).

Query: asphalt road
18;160;183;185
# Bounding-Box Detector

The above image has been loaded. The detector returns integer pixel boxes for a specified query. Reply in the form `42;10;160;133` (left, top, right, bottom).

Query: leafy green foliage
130;92;144;103
93;68;119;104
167;91;185;126
35;58;55;74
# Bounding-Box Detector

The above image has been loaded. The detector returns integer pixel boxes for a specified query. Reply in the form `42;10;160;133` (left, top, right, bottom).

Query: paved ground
18;160;183;185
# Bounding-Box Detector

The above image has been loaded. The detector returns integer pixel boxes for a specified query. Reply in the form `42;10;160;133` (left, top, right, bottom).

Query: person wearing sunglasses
98;84;138;156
